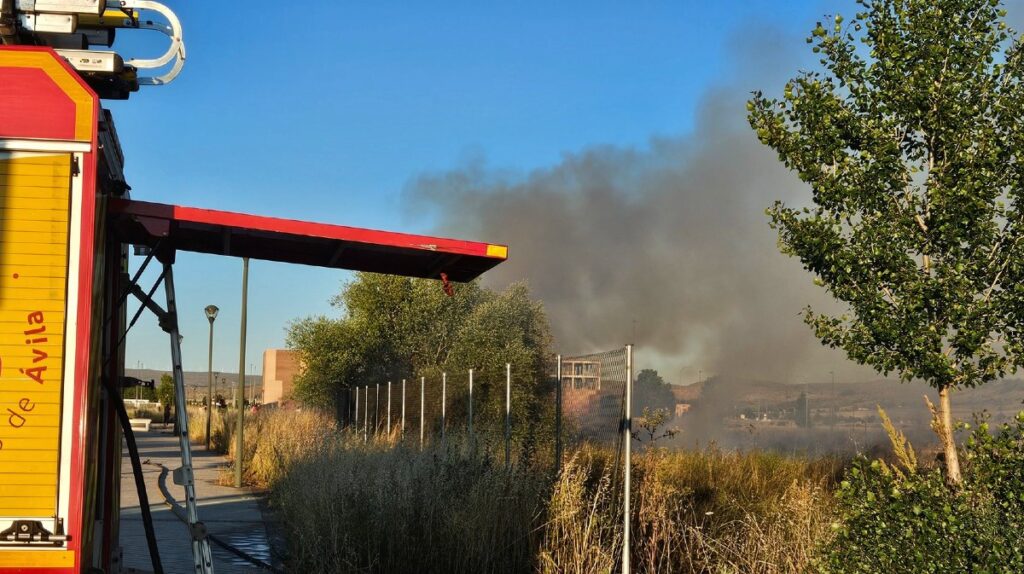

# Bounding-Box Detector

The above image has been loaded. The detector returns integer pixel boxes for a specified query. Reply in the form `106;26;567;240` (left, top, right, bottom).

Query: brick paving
119;426;274;573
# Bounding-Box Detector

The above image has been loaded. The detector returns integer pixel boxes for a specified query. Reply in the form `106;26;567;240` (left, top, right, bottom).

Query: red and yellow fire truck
0;3;506;572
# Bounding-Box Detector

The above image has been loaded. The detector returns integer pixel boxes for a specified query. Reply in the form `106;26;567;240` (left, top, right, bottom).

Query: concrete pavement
119;426;276;573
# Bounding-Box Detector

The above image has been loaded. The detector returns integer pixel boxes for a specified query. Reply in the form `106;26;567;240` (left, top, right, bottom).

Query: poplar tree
749;0;1024;483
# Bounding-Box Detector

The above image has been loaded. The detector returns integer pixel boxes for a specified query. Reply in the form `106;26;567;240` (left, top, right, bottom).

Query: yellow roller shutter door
0;152;71;519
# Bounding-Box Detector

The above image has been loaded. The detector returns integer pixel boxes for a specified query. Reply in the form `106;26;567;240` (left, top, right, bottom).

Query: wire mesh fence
334;345;636;571
336;346;633;475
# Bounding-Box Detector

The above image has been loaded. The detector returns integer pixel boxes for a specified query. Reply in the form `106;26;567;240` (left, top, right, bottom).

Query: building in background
561;359;601;390
263;349;301;405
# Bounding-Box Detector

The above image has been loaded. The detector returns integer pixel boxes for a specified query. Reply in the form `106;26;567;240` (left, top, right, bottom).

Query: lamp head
205;305;219;323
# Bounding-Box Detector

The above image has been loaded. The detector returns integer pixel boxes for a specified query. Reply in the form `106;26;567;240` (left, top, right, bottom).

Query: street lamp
204;304;219;450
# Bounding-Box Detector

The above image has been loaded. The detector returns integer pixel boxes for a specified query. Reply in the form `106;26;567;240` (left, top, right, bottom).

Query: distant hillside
124;368;261;390
670;377;1024;415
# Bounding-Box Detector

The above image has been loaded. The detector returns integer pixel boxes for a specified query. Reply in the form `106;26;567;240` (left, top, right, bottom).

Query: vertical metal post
555;354;563;471
163;264;215;573
401;378;407;436
387;381;392;436
505;363;511;469
468;369;474;444
363;385;368;443
420;376;425;450
374;383;379;439
235;257;249;489
354;386;360;433
441;372;447;443
205;317;214;450
623;344;633;574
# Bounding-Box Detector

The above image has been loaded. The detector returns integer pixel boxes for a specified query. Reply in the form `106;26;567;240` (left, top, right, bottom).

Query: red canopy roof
107;199;507;282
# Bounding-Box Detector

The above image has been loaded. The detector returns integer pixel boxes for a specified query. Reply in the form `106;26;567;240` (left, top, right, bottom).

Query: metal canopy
107;199;507;282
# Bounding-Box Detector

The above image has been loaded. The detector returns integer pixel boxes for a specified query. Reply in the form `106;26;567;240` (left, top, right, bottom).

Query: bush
820;412;1024;573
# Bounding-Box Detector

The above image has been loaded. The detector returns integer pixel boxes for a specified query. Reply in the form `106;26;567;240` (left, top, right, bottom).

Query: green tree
157;373;175;407
634;368;676;412
123;381;156;402
748;0;1024;483
287;273;553;434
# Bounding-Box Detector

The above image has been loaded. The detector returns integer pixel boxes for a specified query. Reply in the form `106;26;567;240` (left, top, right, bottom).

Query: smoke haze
406;25;883;385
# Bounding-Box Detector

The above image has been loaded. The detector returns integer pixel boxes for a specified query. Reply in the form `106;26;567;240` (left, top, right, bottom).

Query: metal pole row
356;368;525;455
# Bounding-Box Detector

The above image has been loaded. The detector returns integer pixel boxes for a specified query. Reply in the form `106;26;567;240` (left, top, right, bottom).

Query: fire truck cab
0;3;506;572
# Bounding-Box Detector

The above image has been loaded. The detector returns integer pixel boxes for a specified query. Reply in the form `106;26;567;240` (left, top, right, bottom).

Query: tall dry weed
186;406;230;451
241;410;839;573
538;448;620;574
273;437;546;573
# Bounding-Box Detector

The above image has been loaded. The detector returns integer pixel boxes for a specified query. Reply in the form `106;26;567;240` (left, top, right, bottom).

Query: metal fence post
623;344;633;574
235;257;249;488
387;381;392;436
374;383;380;441
401;378;406;437
363;385;368;443
354;386;360;433
441;372;447;444
505;363;511;469
555;354;562;472
468;368;474;444
420;376;425;450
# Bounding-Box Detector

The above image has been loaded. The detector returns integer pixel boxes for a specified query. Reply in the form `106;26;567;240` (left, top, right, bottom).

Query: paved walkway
119;426;275;573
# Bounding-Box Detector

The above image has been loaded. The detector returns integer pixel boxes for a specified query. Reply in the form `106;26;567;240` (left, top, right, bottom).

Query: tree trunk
931;385;962;484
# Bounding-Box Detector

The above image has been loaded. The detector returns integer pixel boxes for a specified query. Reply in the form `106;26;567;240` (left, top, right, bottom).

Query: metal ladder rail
162;262;215;574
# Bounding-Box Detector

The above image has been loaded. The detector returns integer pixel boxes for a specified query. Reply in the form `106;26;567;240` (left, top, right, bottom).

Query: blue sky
113;0;836;375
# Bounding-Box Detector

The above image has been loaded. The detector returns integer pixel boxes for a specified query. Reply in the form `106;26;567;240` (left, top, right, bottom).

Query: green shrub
820;413;1024;573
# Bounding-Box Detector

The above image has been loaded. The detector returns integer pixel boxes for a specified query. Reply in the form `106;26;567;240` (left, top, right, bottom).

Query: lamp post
204;305;219;450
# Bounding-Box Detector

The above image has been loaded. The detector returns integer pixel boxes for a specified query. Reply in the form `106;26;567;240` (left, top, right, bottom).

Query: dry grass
631;448;838;573
234;410;841;573
232;407;338;488
126;405;163;421
538;447;621;573
186;406;231;451
272;437;546;573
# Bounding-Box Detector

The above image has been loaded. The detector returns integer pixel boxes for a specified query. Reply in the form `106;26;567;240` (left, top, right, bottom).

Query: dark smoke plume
406;25;880;384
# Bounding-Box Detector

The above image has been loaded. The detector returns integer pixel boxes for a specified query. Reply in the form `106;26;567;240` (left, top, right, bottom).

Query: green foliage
632;406;679;444
287;273;553;432
634;368;676;411
820;412;1024;573
123;382;156;402
156;373;175;407
748;0;1024;393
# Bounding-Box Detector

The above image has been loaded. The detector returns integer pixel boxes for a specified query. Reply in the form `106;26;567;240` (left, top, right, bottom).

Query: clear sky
112;0;837;375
